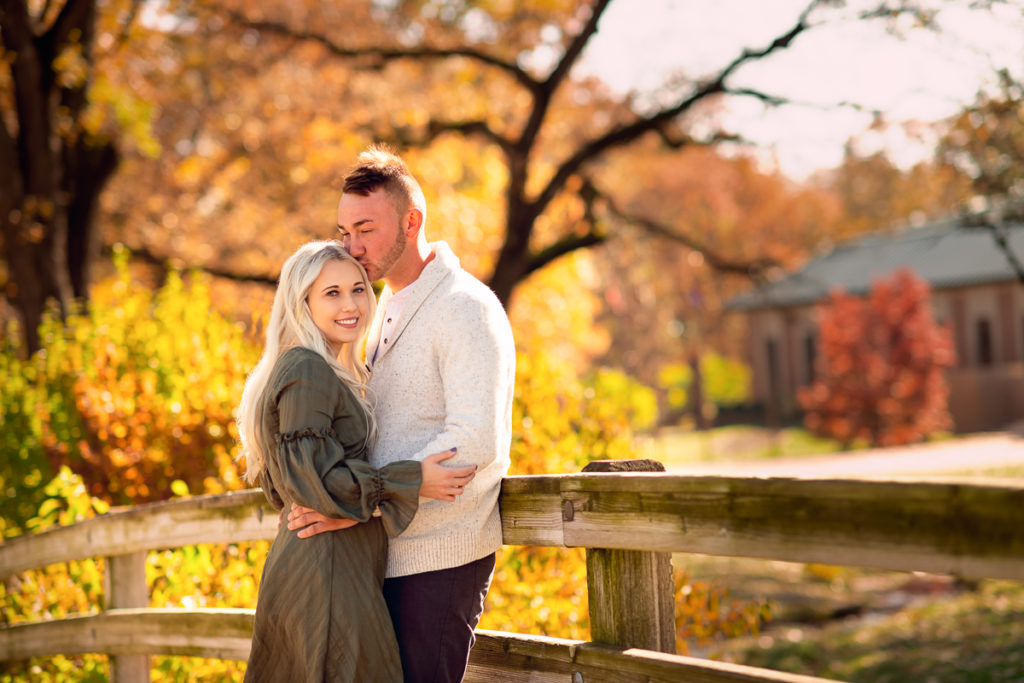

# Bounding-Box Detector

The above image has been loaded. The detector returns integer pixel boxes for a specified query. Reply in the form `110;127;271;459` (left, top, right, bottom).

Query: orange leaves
481;546;590;638
798;269;955;447
674;569;770;653
12;250;262;507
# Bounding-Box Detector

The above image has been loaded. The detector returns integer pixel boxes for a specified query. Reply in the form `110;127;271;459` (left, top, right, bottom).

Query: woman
236;241;475;682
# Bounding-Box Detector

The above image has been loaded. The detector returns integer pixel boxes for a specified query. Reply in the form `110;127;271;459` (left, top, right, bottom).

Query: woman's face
307;259;370;356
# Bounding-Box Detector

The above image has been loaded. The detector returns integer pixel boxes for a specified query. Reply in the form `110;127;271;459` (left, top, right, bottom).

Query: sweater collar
366;242;459;368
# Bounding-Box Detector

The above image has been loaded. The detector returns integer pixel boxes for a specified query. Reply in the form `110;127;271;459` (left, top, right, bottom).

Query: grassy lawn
636;425;848;467
732;579;1024;682
653;428;1024;681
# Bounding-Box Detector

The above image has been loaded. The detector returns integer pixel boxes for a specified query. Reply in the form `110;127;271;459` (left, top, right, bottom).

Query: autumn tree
820;143;972;236
798;269;955;447
0;0;137;352
5;0;1020;355
221;0;971;307
939;70;1024;202
587;141;845;422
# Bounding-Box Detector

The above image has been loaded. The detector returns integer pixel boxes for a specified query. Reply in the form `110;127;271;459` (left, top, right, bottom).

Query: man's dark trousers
382;553;496;682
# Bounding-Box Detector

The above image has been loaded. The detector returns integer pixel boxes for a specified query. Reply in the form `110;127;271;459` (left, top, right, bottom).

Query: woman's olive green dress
244;347;422;683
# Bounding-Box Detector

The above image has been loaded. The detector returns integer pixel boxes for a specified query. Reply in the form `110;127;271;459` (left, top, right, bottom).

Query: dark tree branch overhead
532;0;822;217
216;0;926;306
218;8;542;94
525;231;606;278
962;202;1024;287
45;0;92;50
426;120;512;155
516;0;612;148
106;243;279;286
583;179;779;283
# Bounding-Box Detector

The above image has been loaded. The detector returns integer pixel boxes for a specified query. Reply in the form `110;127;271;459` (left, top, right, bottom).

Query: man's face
337;189;407;283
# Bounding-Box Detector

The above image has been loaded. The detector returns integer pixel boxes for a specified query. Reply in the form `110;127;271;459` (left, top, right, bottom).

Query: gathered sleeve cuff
274;428;422;535
268;350;423;534
323;458;422;537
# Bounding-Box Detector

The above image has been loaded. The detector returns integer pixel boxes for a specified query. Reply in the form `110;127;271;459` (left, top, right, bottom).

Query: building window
804;333;817;385
766;338;780;399
976;318;993;367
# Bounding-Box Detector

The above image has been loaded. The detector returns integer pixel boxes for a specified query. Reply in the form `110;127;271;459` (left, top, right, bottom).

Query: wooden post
105;551;149;683
581;459;676;654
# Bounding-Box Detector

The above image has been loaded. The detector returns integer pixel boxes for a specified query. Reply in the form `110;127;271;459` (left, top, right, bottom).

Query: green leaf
170;479;190;497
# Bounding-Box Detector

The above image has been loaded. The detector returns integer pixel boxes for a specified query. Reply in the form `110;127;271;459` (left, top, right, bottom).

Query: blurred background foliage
3;0;1023;678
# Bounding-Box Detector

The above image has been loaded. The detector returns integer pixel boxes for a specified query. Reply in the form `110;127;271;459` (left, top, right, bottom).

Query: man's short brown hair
342;144;423;217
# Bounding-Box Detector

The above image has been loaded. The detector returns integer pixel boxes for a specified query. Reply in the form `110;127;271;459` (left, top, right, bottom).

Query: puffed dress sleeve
268;350;422;537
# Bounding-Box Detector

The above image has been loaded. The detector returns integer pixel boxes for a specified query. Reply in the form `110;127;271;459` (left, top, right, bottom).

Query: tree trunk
0;0;113;353
66;140;119;298
487;163;534;307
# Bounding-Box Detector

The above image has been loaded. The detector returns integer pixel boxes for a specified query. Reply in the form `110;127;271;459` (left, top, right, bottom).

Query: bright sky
576;0;1024;180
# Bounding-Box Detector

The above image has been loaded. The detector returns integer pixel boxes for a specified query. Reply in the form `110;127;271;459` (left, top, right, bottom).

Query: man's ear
406;207;424;236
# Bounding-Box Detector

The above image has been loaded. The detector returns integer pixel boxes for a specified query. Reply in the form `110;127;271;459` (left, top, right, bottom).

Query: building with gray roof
731;217;1024;432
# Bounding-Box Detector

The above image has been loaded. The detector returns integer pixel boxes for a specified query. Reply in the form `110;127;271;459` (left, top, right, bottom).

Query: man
287;145;516;682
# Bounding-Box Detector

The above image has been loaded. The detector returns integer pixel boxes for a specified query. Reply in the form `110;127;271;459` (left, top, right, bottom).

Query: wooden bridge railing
2;460;1024;682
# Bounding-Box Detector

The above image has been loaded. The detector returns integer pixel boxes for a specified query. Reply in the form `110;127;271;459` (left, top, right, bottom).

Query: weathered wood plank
499;476;564;547
0;609;254;661
465;630;840;683
560;474;1024;580
582;460;676;654
106;553;149;683
3;475;1024;581
0;490;277;576
0;615;838;682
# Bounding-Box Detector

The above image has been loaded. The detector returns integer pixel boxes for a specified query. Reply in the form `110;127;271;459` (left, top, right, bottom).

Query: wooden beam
106;553;149;682
557;474;1024;580
498;475;564;546
0;490;277;576
0;609;254;662
582;460;676;654
465;629;839;683
0;614;840;683
4;475;1024;581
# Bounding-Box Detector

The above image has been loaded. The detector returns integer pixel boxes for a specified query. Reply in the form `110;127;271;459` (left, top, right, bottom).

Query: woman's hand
288;503;359;538
419;448;477;502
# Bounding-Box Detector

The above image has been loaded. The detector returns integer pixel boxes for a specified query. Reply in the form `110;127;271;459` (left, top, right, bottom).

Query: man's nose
346;235;364;256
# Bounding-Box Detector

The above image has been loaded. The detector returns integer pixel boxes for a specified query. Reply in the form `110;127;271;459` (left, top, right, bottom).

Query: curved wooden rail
3;471;1024;682
4;474;1024;579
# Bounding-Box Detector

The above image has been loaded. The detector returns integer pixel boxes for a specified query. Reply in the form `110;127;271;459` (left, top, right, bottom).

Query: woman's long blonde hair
236;241;377;484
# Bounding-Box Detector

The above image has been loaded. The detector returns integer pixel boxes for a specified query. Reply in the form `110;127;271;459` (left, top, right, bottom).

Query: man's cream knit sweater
366;241;516;578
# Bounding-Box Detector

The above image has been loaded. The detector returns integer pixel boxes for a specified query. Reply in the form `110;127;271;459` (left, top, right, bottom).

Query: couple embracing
235;145;516;682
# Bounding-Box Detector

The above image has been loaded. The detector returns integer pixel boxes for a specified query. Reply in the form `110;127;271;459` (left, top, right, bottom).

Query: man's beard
368;222;407;282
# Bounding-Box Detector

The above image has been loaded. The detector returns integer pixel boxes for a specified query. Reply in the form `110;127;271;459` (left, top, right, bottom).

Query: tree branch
962;202;1024;286
584;178;778;282
531;0;821;218
517;0;612;147
115;0;145;49
217;8;541;93
43;0;92;51
426;119;513;154
524;231;606;278
105;244;279;286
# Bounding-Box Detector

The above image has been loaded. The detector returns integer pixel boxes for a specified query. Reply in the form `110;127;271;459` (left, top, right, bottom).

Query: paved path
665;429;1024;479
